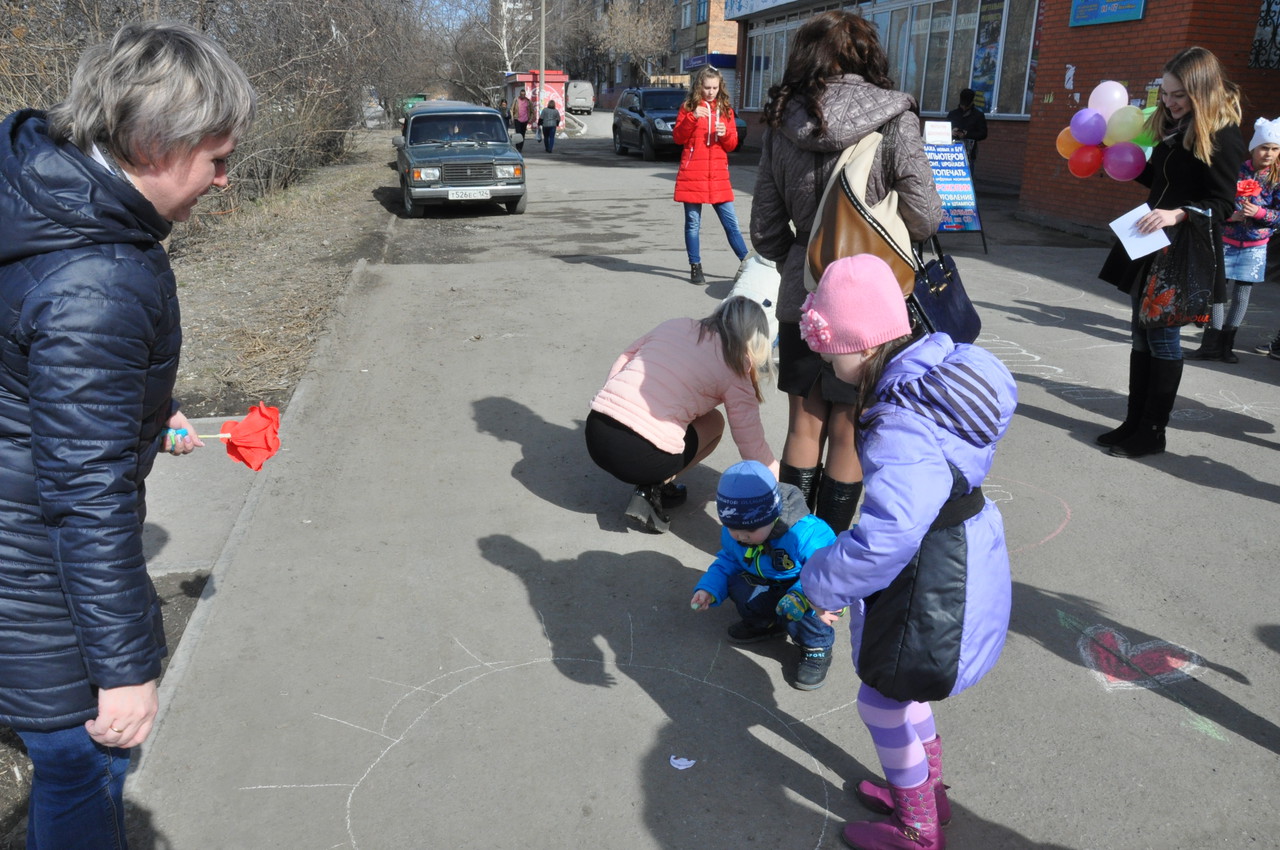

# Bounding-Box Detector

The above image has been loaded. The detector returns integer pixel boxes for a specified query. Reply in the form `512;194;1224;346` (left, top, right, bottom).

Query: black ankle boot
624;485;670;532
779;463;821;512
815;475;862;533
1220;327;1239;364
658;482;687;509
1189;328;1223;360
1097;350;1151;447
689;263;705;285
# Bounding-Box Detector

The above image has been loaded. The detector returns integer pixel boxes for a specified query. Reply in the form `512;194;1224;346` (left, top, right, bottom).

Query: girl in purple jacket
797;255;1016;850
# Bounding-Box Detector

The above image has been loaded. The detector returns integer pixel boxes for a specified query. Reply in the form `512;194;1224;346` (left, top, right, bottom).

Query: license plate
448;188;490;200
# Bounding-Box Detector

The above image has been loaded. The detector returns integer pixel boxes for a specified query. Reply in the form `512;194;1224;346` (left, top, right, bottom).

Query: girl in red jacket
675;67;748;285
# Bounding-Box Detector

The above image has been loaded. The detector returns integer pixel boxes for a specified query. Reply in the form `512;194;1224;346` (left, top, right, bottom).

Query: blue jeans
16;725;131;850
684;202;749;265
543;127;556;152
1130;288;1184;360
726;574;835;650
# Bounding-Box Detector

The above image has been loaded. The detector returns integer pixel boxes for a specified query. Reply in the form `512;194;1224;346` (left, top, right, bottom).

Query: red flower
1237;178;1262;199
219;402;281;470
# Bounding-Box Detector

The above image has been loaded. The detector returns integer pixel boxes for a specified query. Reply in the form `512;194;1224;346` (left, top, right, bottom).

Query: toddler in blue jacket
690;461;837;690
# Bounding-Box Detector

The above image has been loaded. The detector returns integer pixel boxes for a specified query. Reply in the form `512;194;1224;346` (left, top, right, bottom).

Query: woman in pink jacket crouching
587;296;779;532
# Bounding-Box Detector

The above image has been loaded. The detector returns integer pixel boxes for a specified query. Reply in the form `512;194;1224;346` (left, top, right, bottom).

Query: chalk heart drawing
1077;624;1204;691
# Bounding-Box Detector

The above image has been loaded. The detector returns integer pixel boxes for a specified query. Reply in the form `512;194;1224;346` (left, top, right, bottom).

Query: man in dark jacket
0;22;254;847
947;88;988;163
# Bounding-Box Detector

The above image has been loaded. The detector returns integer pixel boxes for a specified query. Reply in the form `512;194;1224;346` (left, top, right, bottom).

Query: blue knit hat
716;461;781;530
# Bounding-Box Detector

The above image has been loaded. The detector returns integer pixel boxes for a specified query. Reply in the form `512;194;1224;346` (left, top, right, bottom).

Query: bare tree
597;0;673;84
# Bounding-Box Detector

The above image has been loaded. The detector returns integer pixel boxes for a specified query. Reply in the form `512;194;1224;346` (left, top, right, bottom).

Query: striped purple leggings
857;683;936;789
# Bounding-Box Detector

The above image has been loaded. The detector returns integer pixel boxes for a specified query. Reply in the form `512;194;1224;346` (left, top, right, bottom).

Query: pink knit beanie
799;254;911;354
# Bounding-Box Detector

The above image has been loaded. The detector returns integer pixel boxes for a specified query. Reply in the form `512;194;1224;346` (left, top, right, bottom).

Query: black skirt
776;321;860;405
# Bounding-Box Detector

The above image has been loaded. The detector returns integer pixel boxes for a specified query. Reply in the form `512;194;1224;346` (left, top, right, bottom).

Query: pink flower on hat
799;293;832;346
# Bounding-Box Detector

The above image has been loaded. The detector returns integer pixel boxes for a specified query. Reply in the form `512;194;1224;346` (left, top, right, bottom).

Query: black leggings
585;410;698;486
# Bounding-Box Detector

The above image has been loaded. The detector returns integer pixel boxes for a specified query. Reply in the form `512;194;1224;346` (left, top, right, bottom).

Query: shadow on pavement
1010;582;1280;757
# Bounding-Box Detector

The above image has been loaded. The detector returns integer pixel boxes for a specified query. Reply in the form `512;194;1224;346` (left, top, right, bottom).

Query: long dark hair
762;11;894;135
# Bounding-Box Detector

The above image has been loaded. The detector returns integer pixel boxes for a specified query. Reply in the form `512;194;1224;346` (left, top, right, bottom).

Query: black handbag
906;236;982;345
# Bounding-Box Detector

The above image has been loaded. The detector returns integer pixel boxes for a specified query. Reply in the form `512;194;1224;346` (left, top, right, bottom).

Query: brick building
1020;0;1280;236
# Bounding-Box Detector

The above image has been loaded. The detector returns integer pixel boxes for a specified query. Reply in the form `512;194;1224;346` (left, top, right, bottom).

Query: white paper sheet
1109;204;1170;260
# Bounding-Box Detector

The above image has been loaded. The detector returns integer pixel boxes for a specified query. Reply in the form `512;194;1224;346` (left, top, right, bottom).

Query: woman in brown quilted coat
750;10;941;533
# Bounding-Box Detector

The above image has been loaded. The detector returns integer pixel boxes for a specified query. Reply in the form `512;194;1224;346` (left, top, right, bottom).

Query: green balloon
1132;105;1158;148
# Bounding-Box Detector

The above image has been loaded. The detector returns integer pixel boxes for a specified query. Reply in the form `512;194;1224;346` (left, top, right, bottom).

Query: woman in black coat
1097;46;1245;458
0;22;255;847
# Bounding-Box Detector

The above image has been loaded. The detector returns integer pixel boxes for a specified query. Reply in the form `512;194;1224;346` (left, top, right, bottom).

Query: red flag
219;403;281;470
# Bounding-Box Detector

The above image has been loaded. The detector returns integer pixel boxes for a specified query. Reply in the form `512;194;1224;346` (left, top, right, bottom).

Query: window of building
741;0;1038;118
697;0;709;23
682;0;693;27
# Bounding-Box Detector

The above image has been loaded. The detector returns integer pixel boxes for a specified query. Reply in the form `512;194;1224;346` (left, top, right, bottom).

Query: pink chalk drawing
1077;625;1204;691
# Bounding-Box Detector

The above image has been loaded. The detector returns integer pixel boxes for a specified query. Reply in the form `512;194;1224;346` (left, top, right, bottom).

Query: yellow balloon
1056;126;1083;159
1104;106;1144;146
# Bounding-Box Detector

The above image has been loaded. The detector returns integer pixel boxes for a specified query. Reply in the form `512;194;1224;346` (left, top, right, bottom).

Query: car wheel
641;132;656;162
506;194;527;215
401;179;420;218
613;129;628;155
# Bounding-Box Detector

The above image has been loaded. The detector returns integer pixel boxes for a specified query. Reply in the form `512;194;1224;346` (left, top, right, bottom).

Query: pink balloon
1088;80;1130;120
1070;108;1107;146
1103;142;1147;181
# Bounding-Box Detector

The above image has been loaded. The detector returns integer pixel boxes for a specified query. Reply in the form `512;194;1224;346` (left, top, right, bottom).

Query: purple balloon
1103;142;1147;182
1070;108;1107;147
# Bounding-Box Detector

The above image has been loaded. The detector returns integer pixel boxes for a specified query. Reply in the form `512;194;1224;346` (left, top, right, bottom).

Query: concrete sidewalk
127;147;1280;849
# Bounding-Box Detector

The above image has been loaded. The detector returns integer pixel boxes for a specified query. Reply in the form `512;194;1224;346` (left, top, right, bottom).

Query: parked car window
641;90;685;111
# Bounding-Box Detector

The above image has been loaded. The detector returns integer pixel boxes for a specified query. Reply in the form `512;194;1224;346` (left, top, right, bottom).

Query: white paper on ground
1109;204;1171;260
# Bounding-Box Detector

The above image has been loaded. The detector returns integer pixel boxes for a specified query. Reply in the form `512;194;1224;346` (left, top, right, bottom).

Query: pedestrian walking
540;99;561;152
751;10;942;533
690;462;838;690
674;66;748;285
1098;46;1246;458
1189;116;1280;363
797;255;1017;850
0;21;255;848
585;297;778;533
512;89;534;152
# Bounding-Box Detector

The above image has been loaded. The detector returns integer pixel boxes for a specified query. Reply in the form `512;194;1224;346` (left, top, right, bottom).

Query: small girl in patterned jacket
1192;116;1280;363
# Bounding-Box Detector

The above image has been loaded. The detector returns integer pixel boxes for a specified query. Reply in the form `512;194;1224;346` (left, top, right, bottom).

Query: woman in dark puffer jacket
751;10;942;536
0;22;254;847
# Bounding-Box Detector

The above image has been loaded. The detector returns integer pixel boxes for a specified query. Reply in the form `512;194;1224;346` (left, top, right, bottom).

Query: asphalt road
126;111;1280;849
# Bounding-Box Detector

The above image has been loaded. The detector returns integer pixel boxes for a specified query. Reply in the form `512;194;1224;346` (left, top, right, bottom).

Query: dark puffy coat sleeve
750;129;795;264
23;249;171;689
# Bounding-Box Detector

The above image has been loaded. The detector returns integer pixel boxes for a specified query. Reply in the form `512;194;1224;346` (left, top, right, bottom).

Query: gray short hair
47;21;256;165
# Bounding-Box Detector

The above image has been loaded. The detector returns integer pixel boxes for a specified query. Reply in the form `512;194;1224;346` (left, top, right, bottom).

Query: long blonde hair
1146;46;1241;165
698;296;775;402
684;66;732;119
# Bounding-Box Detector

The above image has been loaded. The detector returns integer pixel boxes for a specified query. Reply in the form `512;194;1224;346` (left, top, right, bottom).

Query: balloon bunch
1056;81;1157;181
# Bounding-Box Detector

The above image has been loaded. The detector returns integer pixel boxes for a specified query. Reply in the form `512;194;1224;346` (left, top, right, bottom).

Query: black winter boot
1096;350;1152;447
1219;327;1239;364
1189;327;1224;360
689;263;705;285
1110;357;1183;459
779;463;821;512
815;474;862;533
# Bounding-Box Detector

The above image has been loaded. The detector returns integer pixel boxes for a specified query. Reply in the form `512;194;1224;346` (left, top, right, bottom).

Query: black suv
393;101;527;215
612;87;747;161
